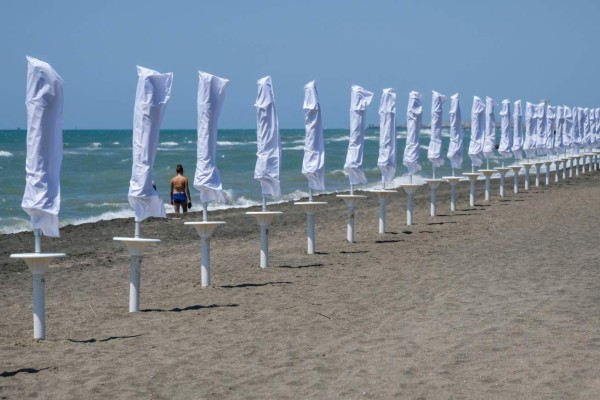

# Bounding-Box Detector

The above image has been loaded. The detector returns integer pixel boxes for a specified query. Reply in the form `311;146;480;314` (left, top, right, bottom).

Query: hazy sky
1;0;598;129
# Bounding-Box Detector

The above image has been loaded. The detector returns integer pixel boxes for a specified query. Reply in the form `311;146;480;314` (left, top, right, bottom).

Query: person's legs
174;203;181;214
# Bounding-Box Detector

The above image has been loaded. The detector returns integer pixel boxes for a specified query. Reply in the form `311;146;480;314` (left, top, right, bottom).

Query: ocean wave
112;142;120;145
160;141;179;146
329;169;348;177
217;140;254;146
420;145;430;150
91;142;102;147
282;145;305;151
0;150;14;157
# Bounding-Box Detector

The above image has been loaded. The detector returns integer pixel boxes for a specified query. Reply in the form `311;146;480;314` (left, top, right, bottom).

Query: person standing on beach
170;164;192;214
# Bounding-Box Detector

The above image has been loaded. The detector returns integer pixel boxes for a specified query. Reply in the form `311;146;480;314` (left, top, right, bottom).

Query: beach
1;170;600;399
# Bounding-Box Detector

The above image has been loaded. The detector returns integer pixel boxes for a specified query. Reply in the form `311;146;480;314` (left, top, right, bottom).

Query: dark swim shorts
173;193;187;204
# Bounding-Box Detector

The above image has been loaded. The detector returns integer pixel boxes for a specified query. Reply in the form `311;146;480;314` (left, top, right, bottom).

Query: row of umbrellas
18;57;600;239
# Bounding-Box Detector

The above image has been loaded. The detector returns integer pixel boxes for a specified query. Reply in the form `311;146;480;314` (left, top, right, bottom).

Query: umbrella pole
134;220;141;239
203;202;208;222
432;166;436;179
34;229;41;253
309;188;313;202
262;195;267;212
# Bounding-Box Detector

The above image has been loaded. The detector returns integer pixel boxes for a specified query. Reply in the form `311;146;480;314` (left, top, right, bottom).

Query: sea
0;127;501;235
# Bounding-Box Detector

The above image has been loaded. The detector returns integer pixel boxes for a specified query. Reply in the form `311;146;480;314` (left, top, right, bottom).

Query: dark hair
176;164;183;174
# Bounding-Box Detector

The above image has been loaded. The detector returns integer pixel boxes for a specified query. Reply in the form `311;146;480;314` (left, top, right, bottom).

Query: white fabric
596;108;600;146
499;99;512;158
447;93;463;169
428;91;447;168
404;91;423;175
512;100;524;160
22;56;64;237
535;102;547;156
194;71;228;204
377;88;397;182
579;107;586;148
590;108;597;146
523;102;536;158
583;108;591;149
254;76;281;198
128;66;172;222
563;106;573;149
545;105;556;154
555;106;565;152
468;96;485;167
302;80;325;191
572;107;580;150
483;96;496;159
344;85;374;185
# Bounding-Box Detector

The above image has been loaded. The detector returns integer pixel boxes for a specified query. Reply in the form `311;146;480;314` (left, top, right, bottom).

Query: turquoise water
0;127;493;234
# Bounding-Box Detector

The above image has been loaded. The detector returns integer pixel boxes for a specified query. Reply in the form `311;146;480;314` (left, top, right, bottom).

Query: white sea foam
420;145;430;150
282;145;305;151
112;142;120;145
217;140;254;146
0;151;13;157
160;141;179;146
91;142;102;147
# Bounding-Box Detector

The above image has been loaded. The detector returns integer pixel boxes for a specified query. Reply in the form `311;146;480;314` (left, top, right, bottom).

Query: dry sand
1;169;600;399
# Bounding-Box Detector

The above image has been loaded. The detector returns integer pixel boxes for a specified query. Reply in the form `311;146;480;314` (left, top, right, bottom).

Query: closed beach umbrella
468;96;485;167
302;80;325;191
22;56;64;237
447;93;463;170
344;85;374;185
483;96;496;160
128;66;172;222
578;107;586;149
563;106;573;150
194;71;228;204
555;106;565;152
377;88;397;182
583;108;592;149
523;102;536;158
596;108;600;145
499;99;512;159
572;107;580;151
535;102;547;156
254;76;281;199
404;91;424;175
545;105;556;154
512;100;524;160
590;108;597;147
428;91;447;168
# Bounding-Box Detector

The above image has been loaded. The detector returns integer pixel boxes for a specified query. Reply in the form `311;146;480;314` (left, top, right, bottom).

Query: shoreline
2;169;600;398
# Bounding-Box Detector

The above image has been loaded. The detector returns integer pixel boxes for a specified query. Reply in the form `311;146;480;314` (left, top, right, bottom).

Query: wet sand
1;168;600;399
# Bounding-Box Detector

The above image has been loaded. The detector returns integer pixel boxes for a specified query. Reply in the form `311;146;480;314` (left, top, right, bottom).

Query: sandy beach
1;169;600;399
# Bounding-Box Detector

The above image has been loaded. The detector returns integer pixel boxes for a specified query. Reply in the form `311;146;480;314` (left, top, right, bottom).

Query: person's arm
185;178;192;204
170;180;174;205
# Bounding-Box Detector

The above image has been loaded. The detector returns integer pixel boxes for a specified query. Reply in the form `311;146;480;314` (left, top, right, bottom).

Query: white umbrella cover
545;105;556;154
428;90;447;168
583;108;592;149
344;85;374;185
499;99;512;158
512;100;524;160
404;90;424;174
377;88;397;182
573;107;581;150
254;76;281;198
535;102;547;156
468;96;485;167
194;71;229;204
22;56;64;237
563;106;573;149
523;102;536;158
128;66;172;222
555;106;565;152
447;93;463;169
483;96;496;159
302;80;325;191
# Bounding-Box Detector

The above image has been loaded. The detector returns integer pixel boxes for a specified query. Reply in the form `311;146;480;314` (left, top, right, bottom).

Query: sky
1;0;599;129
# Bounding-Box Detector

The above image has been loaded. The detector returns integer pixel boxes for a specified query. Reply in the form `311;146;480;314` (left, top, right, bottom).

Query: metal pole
32;272;45;339
129;255;141;312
